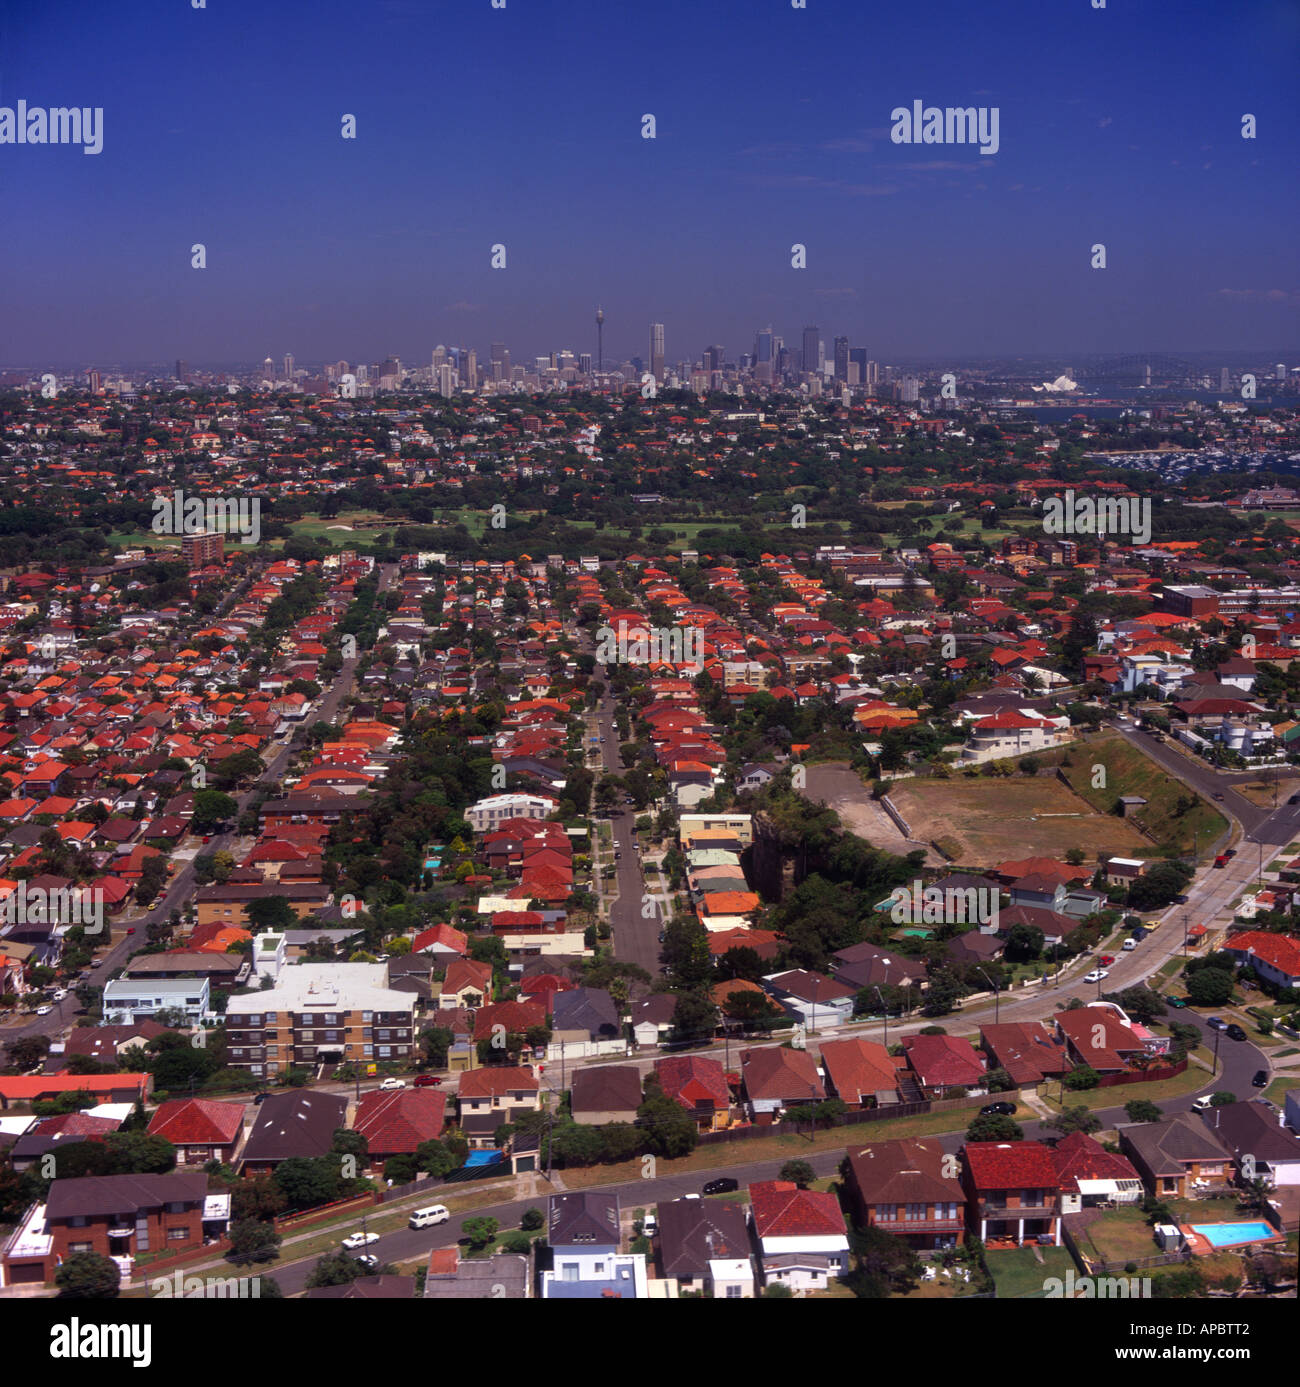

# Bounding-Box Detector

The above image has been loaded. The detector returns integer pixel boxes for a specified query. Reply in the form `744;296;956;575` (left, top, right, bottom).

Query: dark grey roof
1199;1101;1300;1163
570;1065;643;1115
240;1091;348;1164
1122;1114;1233;1176
46;1171;209;1222
551;987;620;1041
548;1191;619;1247
658;1197;751;1279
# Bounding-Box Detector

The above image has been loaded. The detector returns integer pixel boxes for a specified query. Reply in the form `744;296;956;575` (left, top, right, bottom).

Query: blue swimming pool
1189;1221;1276;1248
464;1151;504;1168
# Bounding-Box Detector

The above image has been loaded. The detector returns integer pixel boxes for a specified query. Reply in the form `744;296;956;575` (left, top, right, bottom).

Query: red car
413;1075;442;1087
126;927;136;935
1099;953;1115;966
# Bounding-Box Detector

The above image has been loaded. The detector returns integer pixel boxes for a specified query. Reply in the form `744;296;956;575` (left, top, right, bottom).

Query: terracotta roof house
353;1088;448;1169
654;1054;732;1131
901;1033;987;1097
819;1037;900;1108
456;1065;541;1148
843;1138;966;1250
740;1046;824;1124
147;1097;245;1166
1050;1131;1145;1208
748;1180;850;1294
979;1021;1069;1087
961;1141;1063;1248
1052;1004;1150;1074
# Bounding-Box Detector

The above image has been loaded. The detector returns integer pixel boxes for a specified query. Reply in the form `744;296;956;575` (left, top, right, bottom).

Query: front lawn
986;1244;1076;1297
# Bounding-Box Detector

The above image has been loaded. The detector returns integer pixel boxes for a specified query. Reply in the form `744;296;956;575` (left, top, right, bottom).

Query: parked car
126;927;136;935
341;1231;379;1250
1290;792;1300;805
1206;1016;1227;1032
1226;1023;1247;1042
1166;994;1188;1008
413;1075;442;1087
378;1078;406;1090
353;1254;380;1271
1099;954;1116;966
35;1005;51;1015
642;1211;658;1237
980;1101;1017;1116
1191;1096;1213;1113
1251;1070;1268;1088
408;1205;449;1229
702;1177;739;1196
1122;938;1137;951
1083;968;1109;983
1214;854;1230;868
1213;792;1225;801
1132;927;1149;941
1225;848;1237;859
252;1092;271;1104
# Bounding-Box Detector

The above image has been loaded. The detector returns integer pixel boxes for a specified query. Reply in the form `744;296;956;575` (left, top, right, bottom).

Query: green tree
191;789;239;833
55;1252;121;1298
226;1217;282;1266
779;1160;816;1188
305;1251;369;1289
463;1216;499;1250
1185;968;1234;1007
1047;1104;1103;1137
965;1114;1024;1142
637;1093;699;1158
245;894;297;932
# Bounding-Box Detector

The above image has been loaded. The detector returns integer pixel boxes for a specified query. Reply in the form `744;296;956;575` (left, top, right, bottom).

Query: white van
1122;938;1137;951
409;1204;450;1229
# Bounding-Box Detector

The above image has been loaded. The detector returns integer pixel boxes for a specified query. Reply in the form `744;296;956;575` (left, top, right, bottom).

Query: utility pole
873;986;888;1051
977;967;1000;1025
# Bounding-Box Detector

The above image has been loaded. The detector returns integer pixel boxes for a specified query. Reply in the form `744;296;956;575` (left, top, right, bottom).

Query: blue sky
1;0;1296;366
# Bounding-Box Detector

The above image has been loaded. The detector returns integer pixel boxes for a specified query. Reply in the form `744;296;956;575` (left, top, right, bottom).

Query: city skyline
1;0;1296;364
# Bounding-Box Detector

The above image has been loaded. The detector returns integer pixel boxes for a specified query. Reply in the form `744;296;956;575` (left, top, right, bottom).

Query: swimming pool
464;1151;504;1168
1189;1221;1276;1248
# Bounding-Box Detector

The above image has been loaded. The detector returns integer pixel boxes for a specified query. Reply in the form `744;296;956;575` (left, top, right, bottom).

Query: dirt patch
889;776;1149;869
804;763;943;864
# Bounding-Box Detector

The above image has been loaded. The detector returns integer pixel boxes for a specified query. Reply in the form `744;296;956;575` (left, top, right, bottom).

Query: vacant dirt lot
889;776;1150;868
803;763;943;865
